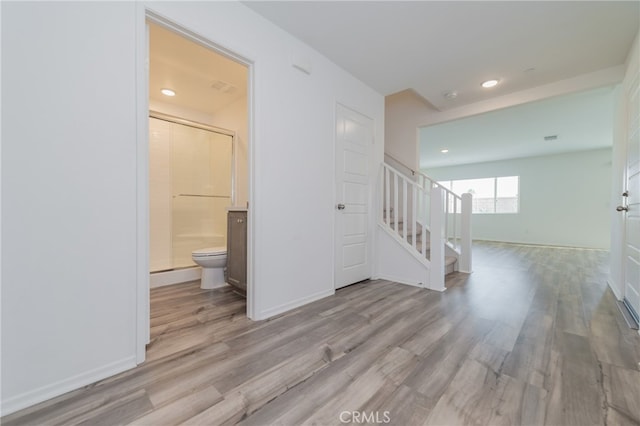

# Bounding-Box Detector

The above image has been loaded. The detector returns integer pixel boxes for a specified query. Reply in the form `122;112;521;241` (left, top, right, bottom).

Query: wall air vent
544;135;558;141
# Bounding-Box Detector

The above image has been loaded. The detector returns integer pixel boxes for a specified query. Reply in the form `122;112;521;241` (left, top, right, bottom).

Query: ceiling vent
443;91;458;100
544;135;558;141
211;80;237;94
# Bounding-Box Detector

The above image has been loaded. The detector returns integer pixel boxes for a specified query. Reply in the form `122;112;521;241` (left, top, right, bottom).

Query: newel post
459;192;473;273
429;186;445;291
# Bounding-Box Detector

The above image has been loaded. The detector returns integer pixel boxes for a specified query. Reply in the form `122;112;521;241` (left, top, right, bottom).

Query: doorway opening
140;16;253;359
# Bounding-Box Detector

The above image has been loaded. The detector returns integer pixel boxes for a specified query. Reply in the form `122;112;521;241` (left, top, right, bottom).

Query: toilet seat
192;246;226;257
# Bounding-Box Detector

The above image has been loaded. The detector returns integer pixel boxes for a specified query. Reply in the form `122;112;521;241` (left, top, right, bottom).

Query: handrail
382;162;427;191
387;156;467;254
380;160;472;282
416;173;464;253
380;163;428;262
384;152;461;203
384;152;417;176
417;171;461;203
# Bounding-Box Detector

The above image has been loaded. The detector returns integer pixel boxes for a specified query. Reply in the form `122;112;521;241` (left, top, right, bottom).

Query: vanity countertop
227;207;248;212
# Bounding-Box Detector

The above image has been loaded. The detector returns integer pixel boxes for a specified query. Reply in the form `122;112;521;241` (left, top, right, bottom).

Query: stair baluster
379;161;473;284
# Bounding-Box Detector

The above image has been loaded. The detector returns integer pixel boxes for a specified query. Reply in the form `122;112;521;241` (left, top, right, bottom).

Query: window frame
438;176;520;214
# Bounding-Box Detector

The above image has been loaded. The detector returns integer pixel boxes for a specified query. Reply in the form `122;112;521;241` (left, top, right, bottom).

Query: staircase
383;216;457;274
376;157;472;291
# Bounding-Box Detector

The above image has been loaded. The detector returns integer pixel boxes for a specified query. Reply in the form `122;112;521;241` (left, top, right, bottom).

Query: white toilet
191;246;227;289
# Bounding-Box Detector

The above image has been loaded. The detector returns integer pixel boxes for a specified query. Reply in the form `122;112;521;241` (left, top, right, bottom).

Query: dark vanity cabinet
227;210;247;295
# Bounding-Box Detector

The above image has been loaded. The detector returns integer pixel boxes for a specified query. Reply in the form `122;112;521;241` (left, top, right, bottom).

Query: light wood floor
4;242;640;426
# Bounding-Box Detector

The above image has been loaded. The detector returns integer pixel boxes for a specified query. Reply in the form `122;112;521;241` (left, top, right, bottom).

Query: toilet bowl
191;246;227;289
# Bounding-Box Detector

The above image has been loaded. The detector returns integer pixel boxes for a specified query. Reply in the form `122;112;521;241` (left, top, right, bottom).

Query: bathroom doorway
144;18;251;338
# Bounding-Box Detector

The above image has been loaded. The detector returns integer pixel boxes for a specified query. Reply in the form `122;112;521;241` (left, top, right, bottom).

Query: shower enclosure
149;114;233;272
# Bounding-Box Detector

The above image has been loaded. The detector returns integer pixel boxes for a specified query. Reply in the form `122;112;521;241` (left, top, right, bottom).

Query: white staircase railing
416;173;472;273
379;162;472;287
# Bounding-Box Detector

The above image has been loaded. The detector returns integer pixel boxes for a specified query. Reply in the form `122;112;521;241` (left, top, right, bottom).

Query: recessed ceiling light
161;88;176;97
481;79;499;88
441;149;449;154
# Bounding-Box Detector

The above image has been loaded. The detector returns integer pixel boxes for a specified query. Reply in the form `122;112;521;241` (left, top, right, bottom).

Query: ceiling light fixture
161;88;176;97
441;149;449;154
481;79;499;88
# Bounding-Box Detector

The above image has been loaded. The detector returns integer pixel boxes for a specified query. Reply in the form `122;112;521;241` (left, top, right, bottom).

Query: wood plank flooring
3;241;640;426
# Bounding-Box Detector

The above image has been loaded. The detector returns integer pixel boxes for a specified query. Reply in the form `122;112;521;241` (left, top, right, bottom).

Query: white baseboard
1;356;136;416
607;277;624;300
426;283;446;292
255;289;335;320
376;273;424;289
606;279;637;339
150;267;202;288
374;274;445;292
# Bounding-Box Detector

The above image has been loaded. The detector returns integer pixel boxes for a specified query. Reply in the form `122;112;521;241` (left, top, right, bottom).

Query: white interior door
623;74;640;323
335;104;373;289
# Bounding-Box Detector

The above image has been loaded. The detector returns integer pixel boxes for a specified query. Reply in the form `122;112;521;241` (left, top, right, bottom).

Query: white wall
425;148;613;249
1;1;383;414
385;90;432;170
2;2;139;414
609;30;639;299
375;229;430;289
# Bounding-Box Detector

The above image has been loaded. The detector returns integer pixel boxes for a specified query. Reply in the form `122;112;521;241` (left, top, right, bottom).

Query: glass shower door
149;116;233;272
171;124;233;268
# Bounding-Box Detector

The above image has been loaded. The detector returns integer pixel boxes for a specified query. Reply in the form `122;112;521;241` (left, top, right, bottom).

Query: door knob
337;203;345;210
616;205;629;212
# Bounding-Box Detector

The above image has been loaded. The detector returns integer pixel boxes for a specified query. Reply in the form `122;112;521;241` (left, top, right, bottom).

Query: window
439;176;519;214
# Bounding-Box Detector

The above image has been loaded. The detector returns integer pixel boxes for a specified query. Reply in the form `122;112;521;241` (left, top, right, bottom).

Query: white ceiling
420;86;615;169
244;1;636;169
243;1;638;111
149;23;247;116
